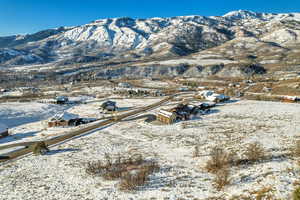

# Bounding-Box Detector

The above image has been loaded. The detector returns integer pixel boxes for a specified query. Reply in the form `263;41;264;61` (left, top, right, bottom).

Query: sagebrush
86;153;159;191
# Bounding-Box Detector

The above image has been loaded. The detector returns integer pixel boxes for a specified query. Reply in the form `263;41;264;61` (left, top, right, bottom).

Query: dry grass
86;153;160;191
119;161;160;191
205;147;236;173
204;147;236;191
249;186;276;200
212;168;231;191
291;140;300;157
193;145;200;158
32;142;49;155
243;142;266;163
244;94;282;102
293;186;300;200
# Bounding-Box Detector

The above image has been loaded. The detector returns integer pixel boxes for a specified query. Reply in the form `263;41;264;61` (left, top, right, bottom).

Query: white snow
0;102;68;128
0;99;299;199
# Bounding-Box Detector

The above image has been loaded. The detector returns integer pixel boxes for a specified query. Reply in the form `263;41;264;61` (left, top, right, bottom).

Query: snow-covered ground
0;100;299;199
0;97;162;149
0;102;68;128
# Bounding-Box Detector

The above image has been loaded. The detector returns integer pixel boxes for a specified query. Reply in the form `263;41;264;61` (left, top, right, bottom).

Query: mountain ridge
0;10;300;80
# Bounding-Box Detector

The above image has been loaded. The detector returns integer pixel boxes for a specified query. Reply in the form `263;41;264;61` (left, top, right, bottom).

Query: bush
86;153;159;191
249;186;275;200
293;187;300;200
212;168;231;191
193;146;200;158
291;140;300;157
205;147;235;173
243;142;266;162
32;141;49;155
119;161;159;191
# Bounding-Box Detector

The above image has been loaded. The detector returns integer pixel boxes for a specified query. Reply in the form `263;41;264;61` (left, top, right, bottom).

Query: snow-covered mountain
1;10;300;78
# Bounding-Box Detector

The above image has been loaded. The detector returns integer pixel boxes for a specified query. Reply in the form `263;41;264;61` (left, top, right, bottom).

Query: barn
0;123;9;138
48;112;79;128
157;110;177;124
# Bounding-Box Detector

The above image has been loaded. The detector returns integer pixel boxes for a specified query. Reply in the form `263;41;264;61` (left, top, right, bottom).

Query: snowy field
0;100;300;199
0;102;69;128
0;97;162;149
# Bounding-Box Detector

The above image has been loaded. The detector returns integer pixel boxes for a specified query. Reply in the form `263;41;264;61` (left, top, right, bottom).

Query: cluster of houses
156;89;229;125
114;88;165;97
47;100;118;128
47;112;95;128
115;82;165;97
38;96;85;105
157;102;216;124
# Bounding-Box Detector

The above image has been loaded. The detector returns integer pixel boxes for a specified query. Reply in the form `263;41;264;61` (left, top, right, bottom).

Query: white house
199;90;230;102
118;82;132;88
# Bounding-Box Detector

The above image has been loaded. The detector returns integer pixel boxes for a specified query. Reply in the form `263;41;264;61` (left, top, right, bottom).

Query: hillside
0;10;300;80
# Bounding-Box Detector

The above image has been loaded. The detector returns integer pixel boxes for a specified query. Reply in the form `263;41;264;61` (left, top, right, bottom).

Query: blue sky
0;0;299;36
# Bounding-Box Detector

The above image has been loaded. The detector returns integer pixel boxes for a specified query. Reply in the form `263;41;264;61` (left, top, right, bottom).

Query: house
0;123;9;138
68;118;96;126
100;100;117;112
170;104;192;121
152;90;165;97
157;101;215;125
157;110;177;124
197;86;207;90
0;88;8;93
56;96;69;104
48;112;78;127
199;90;215;98
206;93;230;102
179;87;189;91
18;87;39;94
263;87;272;93
282;96;299;103
118;82;132;88
198;90;230;102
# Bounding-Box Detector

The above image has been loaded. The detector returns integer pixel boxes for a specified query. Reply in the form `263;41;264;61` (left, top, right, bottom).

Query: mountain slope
0;10;300;79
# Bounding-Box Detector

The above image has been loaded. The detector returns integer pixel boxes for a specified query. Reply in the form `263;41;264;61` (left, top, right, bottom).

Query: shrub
249;186;275;200
119;161;159;191
205;147;233;173
243;142;266;162
85;153;159;191
293;187;300;200
193;146;200;158
32;141;49;155
291;140;300;157
212;168;231;191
